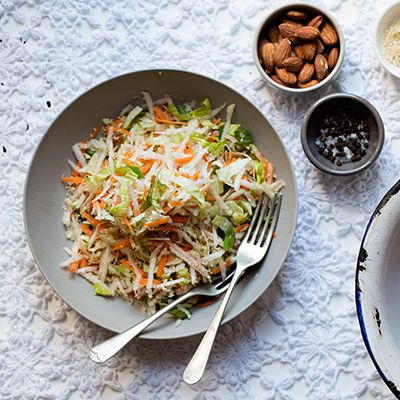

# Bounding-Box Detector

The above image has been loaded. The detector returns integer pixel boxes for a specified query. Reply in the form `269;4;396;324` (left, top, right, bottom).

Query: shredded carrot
153;106;169;120
192;170;200;180
235;223;249;233
80;210;99;226
171;215;189;224
71;169;80;177
155;118;187;126
90;125;100;139
80;223;93;236
206;136;216;142
139;277;161;286
169;200;182;207
210;266;221;275
225;257;231;266
144;217;170;227
80;258;88;267
110;175;118;183
224;156;237;166
122;158;136;166
266;162;275;185
111;117;123;128
200;299;218;308
69;261;80;273
120;128;131;136
124;216;134;235
120;258;143;276
182;242;192;251
61;176;84;185
183;145;193;155
124;151;133;158
213;117;221;124
112;238;131;251
140;159;155;174
174;155;194;165
156;255;169;278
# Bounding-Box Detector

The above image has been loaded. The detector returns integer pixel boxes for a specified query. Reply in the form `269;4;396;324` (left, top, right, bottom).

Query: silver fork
183;193;282;385
89;270;235;363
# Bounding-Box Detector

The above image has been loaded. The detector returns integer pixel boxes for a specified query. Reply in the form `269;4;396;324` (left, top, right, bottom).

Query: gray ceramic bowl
24;69;298;339
253;2;345;93
356;179;400;398
301;93;384;176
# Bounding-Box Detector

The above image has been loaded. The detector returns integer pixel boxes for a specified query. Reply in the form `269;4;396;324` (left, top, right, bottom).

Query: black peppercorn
314;109;370;167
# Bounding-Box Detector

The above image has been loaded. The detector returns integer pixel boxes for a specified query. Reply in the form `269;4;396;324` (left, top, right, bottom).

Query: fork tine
243;193;264;242
251;198;270;245
259;193;282;247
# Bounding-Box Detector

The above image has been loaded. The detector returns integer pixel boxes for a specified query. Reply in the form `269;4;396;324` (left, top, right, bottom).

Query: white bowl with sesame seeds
374;2;400;78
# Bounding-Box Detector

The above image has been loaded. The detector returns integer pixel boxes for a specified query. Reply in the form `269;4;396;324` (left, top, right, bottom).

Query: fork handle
90;290;195;363
183;267;244;385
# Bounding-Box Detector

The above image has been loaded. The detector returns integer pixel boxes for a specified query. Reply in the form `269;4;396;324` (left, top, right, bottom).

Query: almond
268;25;280;43
298;63;315;83
282;19;303;28
308;15;323;29
328;47;339;69
275;67;297;85
282;56;303;72
294;42;316;61
278;23;298;41
260;41;276;70
298;79;319;88
316;39;324;54
314;54;329;81
320;23;338;46
296;26;320;40
271;74;286;86
287;10;308;20
274;38;292;67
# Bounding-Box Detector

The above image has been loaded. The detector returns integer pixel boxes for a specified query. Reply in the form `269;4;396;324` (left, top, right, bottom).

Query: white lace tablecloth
1;0;399;398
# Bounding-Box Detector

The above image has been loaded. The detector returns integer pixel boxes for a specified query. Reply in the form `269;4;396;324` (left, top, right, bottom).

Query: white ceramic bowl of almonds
374;2;400;78
253;3;345;93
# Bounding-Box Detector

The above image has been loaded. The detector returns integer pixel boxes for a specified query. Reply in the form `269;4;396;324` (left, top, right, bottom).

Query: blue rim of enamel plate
355;179;400;399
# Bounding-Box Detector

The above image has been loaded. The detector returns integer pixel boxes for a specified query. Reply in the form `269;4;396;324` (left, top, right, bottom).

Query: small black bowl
301;93;385;176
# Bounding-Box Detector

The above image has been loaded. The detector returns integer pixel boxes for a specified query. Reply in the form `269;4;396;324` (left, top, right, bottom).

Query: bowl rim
300;92;385;176
23;68;299;339
355;178;400;399
252;2;345;93
373;1;400;79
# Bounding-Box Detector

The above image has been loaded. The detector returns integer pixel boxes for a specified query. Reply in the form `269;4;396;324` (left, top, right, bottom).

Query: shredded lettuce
110;178;130;217
170;308;188;320
254;160;265;183
223;227;235;250
216;159;250;186
115;165;144;179
233;128;253;147
93;281;113;297
174;176;206;210
168;98;212;121
225;201;248;225
212;215;232;232
123;106;143;129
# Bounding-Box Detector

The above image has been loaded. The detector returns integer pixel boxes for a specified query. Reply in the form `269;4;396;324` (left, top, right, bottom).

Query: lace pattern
0;0;398;398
